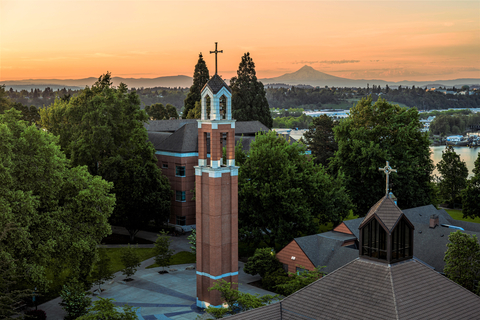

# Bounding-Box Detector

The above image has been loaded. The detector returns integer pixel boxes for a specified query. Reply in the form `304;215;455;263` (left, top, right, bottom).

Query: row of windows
175;191;186;202
161;164;186;177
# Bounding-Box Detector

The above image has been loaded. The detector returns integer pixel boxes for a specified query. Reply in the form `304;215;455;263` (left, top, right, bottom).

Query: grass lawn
146;251;196;269
445;209;480;224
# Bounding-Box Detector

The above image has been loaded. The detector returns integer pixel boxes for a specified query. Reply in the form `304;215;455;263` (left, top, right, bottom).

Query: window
296;267;306;275
162;163;168;169
175;191;186;202
176;166;185;177
176;215;186;226
283;264;289;273
361;218;387;260
391;218;412;261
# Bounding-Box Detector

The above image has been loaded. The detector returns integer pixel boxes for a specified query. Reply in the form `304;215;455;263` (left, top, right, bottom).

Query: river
431;146;479;178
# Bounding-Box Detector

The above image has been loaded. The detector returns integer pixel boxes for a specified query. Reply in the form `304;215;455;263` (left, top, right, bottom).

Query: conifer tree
183;53;209;119
230;53;273;128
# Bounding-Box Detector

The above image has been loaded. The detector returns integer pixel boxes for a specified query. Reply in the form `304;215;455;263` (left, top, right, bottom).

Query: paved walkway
38;227;274;320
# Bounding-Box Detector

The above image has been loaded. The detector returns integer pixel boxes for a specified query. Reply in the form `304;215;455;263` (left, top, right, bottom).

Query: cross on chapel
379;161;397;196
210;42;223;75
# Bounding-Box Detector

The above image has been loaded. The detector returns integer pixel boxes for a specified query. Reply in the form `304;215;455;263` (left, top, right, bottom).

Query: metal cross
210;42;223;75
379;161;397;196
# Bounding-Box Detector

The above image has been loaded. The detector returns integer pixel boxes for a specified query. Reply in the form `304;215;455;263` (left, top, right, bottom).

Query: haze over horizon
1;0;479;82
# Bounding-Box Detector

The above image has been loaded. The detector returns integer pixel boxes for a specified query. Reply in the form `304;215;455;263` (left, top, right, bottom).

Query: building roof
227;258;480;319
343;218;363;239
202;74;231;94
155;123;198;153
235;121;269;136
359;196;405;232
147;132;172;150
144;119;197;133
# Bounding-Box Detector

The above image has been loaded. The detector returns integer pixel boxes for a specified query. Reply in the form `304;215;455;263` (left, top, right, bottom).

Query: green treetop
39;73;172;241
183;53;210;119
462;153;480;220
0;109;115;290
230;53;273;128
331;96;434;216
239;131;353;247
437;146;468;209
303;114;338;167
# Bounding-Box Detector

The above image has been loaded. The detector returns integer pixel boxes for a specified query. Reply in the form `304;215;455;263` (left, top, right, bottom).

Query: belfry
195;43;238;308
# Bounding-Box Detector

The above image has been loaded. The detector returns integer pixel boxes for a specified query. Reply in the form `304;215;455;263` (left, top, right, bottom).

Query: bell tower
195;43;238;308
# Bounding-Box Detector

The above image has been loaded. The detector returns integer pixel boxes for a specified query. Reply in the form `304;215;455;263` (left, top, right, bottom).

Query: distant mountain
1;75;193;91
260;65;480;88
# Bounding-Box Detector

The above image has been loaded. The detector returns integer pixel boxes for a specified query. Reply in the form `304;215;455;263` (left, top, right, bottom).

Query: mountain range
1;66;479;91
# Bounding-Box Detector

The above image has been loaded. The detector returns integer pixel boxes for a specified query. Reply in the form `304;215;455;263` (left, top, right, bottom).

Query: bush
120;245;141;279
262;268;289;292
243;248;283;279
59;279;91;320
24;309;47;320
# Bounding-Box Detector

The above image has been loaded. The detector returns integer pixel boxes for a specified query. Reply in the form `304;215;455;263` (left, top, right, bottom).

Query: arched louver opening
361;218;387;260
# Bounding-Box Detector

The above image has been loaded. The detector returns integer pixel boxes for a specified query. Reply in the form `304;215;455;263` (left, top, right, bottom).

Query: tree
239;131;353;247
183;53;210;119
185;101;201;119
154;231;174;272
302;115;338;167
444;231;480;294
243;248;283;279
146;103;179;120
120;245;141;279
204;280;277;318
59;279;92;320
40;73;172;241
230;53;273;128
77;298;138;320
188;229;196;254
0;109;115;290
271;267;324;296
462;153;480;219
91;248;114;293
331;96;434;216
437;146;468;208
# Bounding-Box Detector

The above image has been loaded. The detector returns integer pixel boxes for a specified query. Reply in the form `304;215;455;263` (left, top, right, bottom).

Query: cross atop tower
379;161;397;196
210;42;223;75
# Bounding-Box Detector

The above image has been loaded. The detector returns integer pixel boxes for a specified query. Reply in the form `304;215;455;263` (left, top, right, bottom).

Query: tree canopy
39;73;171;240
302;115;338;167
331;96;434;216
462;154;480;220
238;131;353;247
436;146;468;208
145;103;179;120
444;231;480;295
0;109;115;290
183;53;210;119
230;53;273;128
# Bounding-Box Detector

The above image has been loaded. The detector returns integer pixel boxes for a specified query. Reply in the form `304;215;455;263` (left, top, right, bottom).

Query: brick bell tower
195;43;238;308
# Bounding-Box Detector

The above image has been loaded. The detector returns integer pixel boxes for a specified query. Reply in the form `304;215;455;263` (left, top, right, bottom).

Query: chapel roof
359;195;405;232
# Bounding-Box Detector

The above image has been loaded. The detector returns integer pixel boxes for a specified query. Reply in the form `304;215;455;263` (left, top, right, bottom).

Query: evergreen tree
437;146;468;208
183;53;209;119
303;115;337;167
230;53;273;128
462;153;480;219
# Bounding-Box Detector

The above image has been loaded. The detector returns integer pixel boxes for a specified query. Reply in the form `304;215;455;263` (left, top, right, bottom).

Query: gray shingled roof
144;119;197;132
147;132;172;149
202;74;231;94
228;258;480;319
403;204;451;225
235;121;269;136
343;218;362;239
155;123;198;153
359;196;404;232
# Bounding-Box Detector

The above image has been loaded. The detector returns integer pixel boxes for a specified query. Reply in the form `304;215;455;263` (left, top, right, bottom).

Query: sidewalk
37;227;274;320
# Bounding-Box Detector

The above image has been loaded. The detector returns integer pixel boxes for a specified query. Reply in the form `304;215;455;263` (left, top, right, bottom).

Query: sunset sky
1;0;479;82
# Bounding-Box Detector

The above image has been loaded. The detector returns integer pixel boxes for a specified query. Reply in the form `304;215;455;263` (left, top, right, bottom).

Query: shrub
24;309;47;320
243;247;283;278
59;279;91;320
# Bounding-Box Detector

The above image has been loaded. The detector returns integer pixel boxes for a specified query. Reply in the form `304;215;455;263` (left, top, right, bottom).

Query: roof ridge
388;265;400;320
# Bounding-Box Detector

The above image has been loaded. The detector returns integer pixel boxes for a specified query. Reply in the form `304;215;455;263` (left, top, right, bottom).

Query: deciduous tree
40;73;172;240
437;146;468;208
77;298;138;320
183;53;209;119
120;245;141;279
239;131;353;247
154;231;174;272
444;231;480;294
243;248;283;279
331;96;434;216
230;53;273;128
0;109;115;290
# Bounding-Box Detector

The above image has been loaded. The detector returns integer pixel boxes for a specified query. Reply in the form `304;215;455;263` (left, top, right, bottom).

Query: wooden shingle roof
359;196;405;232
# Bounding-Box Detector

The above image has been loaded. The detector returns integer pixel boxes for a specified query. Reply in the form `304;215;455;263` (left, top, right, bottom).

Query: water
430;146;479;178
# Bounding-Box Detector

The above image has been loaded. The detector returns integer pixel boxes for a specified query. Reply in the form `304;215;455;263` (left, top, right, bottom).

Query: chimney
430;214;439;228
